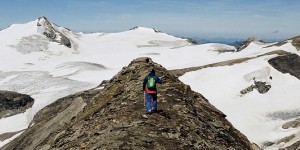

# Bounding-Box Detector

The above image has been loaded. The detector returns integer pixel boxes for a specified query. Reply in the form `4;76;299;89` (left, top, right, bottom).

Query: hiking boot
146;111;153;114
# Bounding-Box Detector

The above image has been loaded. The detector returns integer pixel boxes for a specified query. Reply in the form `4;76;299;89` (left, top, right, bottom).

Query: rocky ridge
37;16;72;48
0;91;34;119
2;57;258;150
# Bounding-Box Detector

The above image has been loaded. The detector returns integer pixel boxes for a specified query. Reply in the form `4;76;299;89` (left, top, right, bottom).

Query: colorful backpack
147;76;156;89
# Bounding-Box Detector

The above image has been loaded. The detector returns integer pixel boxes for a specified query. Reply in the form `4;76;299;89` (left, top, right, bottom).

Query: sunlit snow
0;19;299;149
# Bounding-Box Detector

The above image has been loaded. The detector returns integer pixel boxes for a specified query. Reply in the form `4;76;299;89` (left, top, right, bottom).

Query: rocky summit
2;57;258;150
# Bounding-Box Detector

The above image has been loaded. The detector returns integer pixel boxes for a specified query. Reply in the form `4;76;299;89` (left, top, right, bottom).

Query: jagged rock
240;85;255;95
0;91;34;119
254;81;271;94
37;16;72;48
186;38;198;44
240;80;271;95
59;33;71;48
281;140;300;150
152;28;161;33
282;118;300;129
2;57;256;150
262;141;275;148
277;134;296;144
268;54;300;80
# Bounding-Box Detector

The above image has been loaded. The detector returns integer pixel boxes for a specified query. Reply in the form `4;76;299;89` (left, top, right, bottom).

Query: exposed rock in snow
0;91;34;119
282;118;300;129
268;54;300;80
37;16;72;48
240;80;271;95
291;36;300;51
236;37;267;52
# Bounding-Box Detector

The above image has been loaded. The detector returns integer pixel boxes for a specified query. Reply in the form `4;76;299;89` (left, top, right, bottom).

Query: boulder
0;91;34;118
268;54;300;80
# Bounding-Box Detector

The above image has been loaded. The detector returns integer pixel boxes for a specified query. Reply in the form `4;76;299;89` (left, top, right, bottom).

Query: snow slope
0;18;299;149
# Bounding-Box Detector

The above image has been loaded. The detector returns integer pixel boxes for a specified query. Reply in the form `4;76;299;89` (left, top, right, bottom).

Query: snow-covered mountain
0;17;299;149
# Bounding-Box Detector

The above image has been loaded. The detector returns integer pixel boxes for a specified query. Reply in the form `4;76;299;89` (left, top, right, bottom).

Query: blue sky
0;0;300;39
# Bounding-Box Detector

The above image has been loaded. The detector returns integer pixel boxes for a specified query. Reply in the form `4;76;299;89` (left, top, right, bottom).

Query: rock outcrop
240;80;271;95
2;57;256;150
291;36;300;51
268;54;300;80
236;37;266;52
0;91;34;119
282;118;300;129
37;16;72;48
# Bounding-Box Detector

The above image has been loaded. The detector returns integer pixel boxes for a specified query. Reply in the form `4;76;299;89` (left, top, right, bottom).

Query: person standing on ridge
143;69;162;113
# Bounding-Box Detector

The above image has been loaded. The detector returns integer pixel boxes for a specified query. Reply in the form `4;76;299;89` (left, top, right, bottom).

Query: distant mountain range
190;36;285;47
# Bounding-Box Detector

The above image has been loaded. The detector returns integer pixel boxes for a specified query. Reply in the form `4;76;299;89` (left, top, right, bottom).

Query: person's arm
143;76;148;90
156;76;162;84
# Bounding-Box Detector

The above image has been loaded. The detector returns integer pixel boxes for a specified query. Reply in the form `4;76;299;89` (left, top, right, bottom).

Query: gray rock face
59;33;71;48
0;91;34;119
282;118;300;129
254;80;271;94
2;57;255;150
282;140;300;150
240;80;271;95
268;54;300;80
37;16;72;48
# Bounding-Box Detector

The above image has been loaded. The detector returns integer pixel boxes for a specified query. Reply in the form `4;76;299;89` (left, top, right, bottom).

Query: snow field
0;19;300;148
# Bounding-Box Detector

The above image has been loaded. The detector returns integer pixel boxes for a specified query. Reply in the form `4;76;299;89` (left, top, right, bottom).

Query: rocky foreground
2;57;259;150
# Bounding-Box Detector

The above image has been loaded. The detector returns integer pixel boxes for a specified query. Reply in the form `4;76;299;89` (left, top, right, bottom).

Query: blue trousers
146;93;157;113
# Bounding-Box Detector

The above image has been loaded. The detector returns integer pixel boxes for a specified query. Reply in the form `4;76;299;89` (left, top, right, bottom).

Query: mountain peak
36;16;72;48
2;57;257;150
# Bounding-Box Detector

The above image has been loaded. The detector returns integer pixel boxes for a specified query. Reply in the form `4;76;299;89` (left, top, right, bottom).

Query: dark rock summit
2;58;258;150
0;91;34;119
37;16;72;48
268;54;300;80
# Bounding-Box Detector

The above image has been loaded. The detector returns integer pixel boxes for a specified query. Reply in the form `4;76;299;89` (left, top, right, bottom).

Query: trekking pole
144;92;146;106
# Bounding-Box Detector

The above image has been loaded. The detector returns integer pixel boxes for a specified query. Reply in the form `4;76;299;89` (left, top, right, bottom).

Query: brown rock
2;57;256;150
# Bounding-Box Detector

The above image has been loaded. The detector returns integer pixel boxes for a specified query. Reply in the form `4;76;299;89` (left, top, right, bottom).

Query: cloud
272;30;279;34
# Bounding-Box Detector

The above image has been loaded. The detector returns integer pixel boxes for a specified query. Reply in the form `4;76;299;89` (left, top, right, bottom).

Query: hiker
143;69;162;113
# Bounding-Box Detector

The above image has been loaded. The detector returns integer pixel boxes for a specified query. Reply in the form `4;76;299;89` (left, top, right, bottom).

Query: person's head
150;68;155;74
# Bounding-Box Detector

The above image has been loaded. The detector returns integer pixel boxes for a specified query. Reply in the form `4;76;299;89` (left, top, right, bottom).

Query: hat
150;69;155;74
